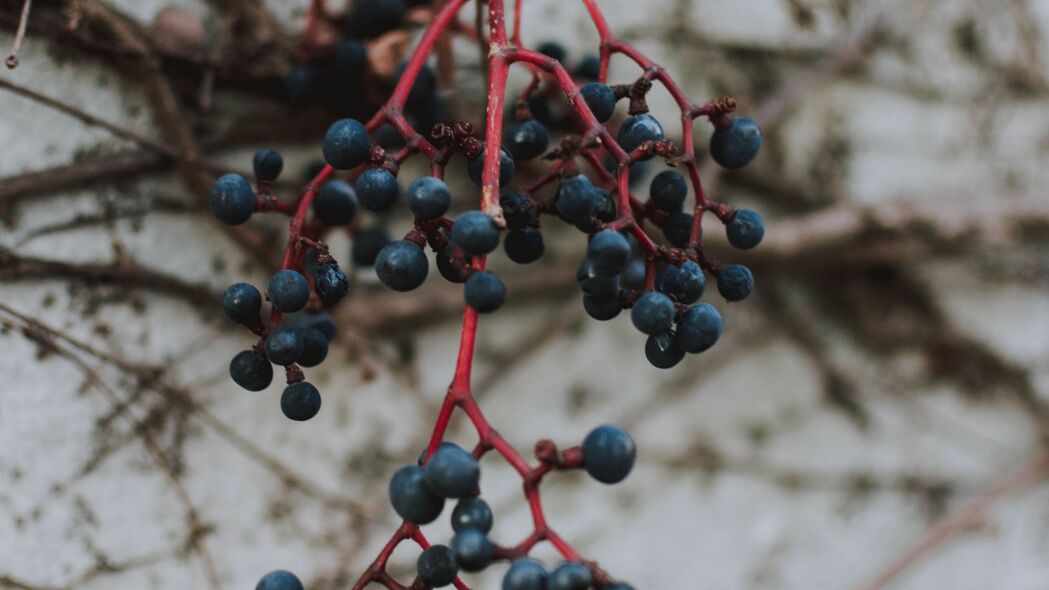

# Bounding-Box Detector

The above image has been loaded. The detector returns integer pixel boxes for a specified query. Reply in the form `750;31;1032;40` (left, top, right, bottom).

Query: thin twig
4;0;32;69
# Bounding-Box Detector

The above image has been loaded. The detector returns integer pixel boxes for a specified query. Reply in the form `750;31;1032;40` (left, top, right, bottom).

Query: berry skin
645;332;685;369
322;118;371;170
281;381;321;421
285;64;321;104
717;264;754;302
252;148;284;182
500;192;538;230
222;283;262;324
580;82;616;123
710;116;762;169
506;119;550;161
313;180;359;226
407;176;452;220
649;170;687;211
549;562;592;590
591;187;617;223
587;230;631;276
268;269;311;313
575;54;601;80
662;211;694;248
504;227;545;264
313;263;349;306
389;464;445;524
503;559;549;590
537;40;567;62
675;302;723;353
209;174;255;225
352;227;391;267
555;175;597;223
630;291;676;335
464;271;506;314
297;328;329;367
582;424;636;484
256;570;304;590
346;0;405;38
576;258;619;299
583;294;621;321
375;240;429;292
417;545;459;588
265;327;304;366
619;258;647;291
355;167;399;212
468;144;516;188
229;351;273;391
334;37;367;77
726;209;765;249
617;114;665;157
451;497;493;533
658;260;705;304
424;442;480;498
436;247;467;284
450;528;494;572
452;211;501;256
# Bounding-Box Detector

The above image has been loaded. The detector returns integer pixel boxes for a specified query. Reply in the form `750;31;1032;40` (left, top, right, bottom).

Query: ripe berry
345;0;405;38
375;240;429;291
580;82;616;123
297;328;329;367
355;167;399;212
555;175;596;223
503;559;549;590
587;230;631;276
424;442;480;498
285;64;321;104
583;294;621;321
265;327;305;366
351;227;390;266
662;211;693;248
649;170;687;211
407;176;452;220
229;351;273;391
333;37;366;78
417;545;459;587
576;258;619;299
500;192;538;230
619;258;646;291
322;119;371;170
717;264;753;302
630;291;676;335
645;332;685;369
537;40;567;62
591;187;617;223
676;303;722;353
575;54;601;80
549;562;592;590
726;209;765;249
468;144;516;188
451;211;501;256
389;464;445;524
710;116;762;169
617;114;664;157
451;497;493;533
209;174;256;225
506;119;550;161
582;424;636;484
313;263;349;306
436;247;467;283
658;260;705;304
504;227;544;264
313;180;359;226
255;570;304;590
222;283;262;324
450;528;494;572
464;271;506;314
281;381;321;421
268;270;311;313
252;148;284;182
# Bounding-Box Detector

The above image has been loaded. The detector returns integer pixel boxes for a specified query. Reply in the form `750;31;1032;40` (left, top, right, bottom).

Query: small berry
351;227;390;266
645;332;685;369
591;187;617;223
346;0;405;38
710;116;762;169
229;351;273;391
313;180;359;226
537;40;567;62
286;311;336;340
424;442;480;498
549;562;592;590
587;230;631;276
222;283;262;324
617;114;664;157
451;211;501;256
662;211;693;248
255;570;304;590
451;497;493;533
333;37;367;77
265;327;304;366
313;263;349;306
583;294;621;321
285;64;321;104
252;148;284;182
726;209;765;249
297;328;329;368
575;54;601;80
375;240;429;291
450;528;494;572
322;118;371;170
582;424;636;484
576;258;619;299
658;260;705;304
436;247;467;284
504;227;545;264
355;168;399;212
506;119;550;161
417;545;459;587
464;271;506;314
500;192;538;230
503;559;549;590
389;464;445;524
468;144;516;188
555;175;596;223
675;303;722;353
649;170;687;211
630;291;676;335
717;264;753;302
407;176;452;220
619;258;647;291
281;381;321;421
580;82;616;123
268;270;311;313
209;174;256;225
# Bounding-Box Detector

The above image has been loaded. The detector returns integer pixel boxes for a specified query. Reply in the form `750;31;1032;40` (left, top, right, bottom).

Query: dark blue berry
256;570;304;590
417;545;459;587
582;424;636;484
645;332;685;369
222;283;262;324
286;311;336;340
649;170;687;211
717;264;753;302
229;351;273;391
355;168;399;212
334;37;367;77
504;227;544;264
630;291;676;335
281;381;321;421
323;118;371;170
253;148;284;182
468;144;515;188
591;188;617;223
375;240;429;291
500;192;538;230
503;559;549;590
313;263;349;306
464;271;506;314
506;119;550;161
313;180;359;226
346;0;405;38
352;227;390;266
549;562;592;590
302;160;327;183
555;175;596;223
662;211;693;247
451;497;493;533
297;328;329;367
424;442;480;498
209;174;255;225
575;54;601;80
450;528;493;572
285;64;322;104
617;114;664;157
587;230;631;276
658;260;705;304
375;122;406;150
395;61;437;112
389;464;445;524
619;259;646;291
537;41;567;62
576;258;619;299
452;211;501;256
407;176;452;220
675;303;722;353
583;294;621;321
726;209;765;249
436;247;467;284
268;270;310;313
710;116;762;169
580;82;616;123
265;328;304;366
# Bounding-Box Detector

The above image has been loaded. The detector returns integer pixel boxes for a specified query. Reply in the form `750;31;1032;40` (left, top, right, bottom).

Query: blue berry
575;54;601;80
710;116;762;169
256;570;304;590
717;264;753;302
649;170;687;211
229;350;273;391
675;303;722;353
313;263;349;306
580;82;616;123
537;41;567;62
417;545;459;587
436;247;466;284
375;240;429;291
281;381;321;421
662;211;693;247
389;464;445;524
265;327;304;366
468;144;516;188
450;528;494;572
645;332;685;369
726;209;765;249
582;424;636;484
587;230;631;276
268;269;310;313
576;258;619;299
424;442;480;498
503;559;549;590
451;497;493;533
375;122;406;150
619;258;646;291
286;311;337;340
591;187;617;223
549;562;592;590
297;328;329;367
253;148;284;182
452;211;501;256
555;175;596;223
658;260;705;304
334;37;367;77
209;173;255;225
355;168;399;212
504;227;544;264
222;283;262;324
351;227;390;266
583;294;621;321
407;176;452;220
506;119;550;161
346;0;405;38
500;192;538;230
464;271;506;314
630;291;676;335
322;119;371;170
285;64;321;104
617;114;664;157
313;180;359;225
